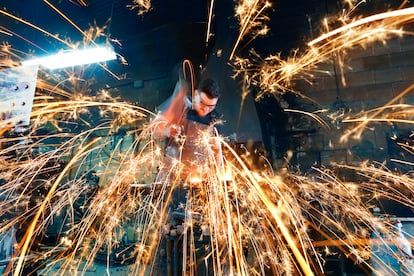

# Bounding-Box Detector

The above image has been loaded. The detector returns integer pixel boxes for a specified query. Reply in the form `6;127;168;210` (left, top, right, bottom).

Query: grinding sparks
2;75;414;275
1;78;386;275
230;0;272;60
2;1;414;276
233;6;414;98
128;0;152;15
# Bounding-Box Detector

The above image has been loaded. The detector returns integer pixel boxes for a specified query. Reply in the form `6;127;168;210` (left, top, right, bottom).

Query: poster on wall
0;65;38;129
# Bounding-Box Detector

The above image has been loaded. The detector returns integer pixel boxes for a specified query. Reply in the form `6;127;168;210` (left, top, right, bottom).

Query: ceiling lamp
22;46;116;69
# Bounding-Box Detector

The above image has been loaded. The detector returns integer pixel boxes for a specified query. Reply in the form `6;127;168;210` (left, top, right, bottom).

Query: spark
341;83;414;142
206;0;216;45
0;10;72;48
233;6;414;98
42;0;90;44
230;0;271;60
128;0;152;15
308;7;414;46
390;159;414;166
284;108;330;129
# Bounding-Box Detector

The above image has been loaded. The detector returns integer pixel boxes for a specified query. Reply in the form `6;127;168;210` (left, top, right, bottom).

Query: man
150;76;223;275
154;76;222;183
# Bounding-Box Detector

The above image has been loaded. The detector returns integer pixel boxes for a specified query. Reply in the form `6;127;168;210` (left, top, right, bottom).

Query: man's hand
167;124;182;138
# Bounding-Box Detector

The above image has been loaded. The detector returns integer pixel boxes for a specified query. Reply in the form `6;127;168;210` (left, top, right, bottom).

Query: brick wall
286;35;414;172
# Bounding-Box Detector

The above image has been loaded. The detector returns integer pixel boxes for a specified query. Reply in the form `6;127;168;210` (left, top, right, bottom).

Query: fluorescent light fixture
22;46;116;69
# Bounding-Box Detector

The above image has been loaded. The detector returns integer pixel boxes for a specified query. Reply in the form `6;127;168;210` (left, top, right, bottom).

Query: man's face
193;90;218;117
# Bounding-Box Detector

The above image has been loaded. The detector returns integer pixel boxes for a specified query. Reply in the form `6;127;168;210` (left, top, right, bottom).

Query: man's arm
152;115;182;139
153;79;190;139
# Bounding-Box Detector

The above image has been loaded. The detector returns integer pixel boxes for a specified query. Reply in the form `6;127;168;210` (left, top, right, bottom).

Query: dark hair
198;78;220;99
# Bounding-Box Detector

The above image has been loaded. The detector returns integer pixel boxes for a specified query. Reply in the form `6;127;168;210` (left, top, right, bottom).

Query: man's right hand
168;124;182;138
